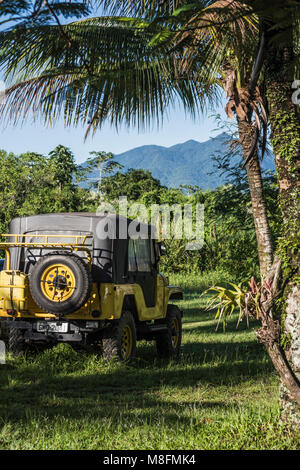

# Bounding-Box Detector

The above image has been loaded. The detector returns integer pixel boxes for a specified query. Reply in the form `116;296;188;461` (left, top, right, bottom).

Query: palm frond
0;16;216;135
0;1;91;28
91;1;185;18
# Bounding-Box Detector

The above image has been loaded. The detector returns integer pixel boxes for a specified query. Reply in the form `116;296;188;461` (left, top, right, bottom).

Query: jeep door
127;238;156;308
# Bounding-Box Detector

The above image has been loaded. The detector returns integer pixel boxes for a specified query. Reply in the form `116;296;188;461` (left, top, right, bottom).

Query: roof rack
0;233;93;270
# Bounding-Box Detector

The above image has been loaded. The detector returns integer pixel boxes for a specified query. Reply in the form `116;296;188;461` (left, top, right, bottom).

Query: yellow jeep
0;213;183;360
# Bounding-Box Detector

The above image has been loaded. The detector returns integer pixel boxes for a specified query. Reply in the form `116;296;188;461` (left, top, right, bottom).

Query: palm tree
0;0;299;422
0;1;273;276
170;0;274;277
148;0;300;426
157;0;300;423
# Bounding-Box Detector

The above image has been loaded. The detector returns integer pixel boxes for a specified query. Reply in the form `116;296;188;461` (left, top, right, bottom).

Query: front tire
156;304;182;358
102;311;136;361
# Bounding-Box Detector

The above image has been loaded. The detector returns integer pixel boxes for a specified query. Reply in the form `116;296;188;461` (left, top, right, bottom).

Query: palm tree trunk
237;118;273;278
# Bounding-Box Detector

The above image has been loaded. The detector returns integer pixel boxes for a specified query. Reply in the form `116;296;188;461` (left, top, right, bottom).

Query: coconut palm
170;0;274;277
0;8;209;132
0;1;274;276
0;0;299;424
127;0;300;424
134;0;300;426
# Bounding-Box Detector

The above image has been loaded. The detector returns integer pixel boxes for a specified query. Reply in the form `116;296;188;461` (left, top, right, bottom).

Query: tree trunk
279;284;300;427
222;66;273;277
237;118;274;277
265;39;300;426
257;323;300;407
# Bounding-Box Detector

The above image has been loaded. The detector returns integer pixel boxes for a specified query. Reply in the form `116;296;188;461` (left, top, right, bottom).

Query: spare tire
29;252;93;315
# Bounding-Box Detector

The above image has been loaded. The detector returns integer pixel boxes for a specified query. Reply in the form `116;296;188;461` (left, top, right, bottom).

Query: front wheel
156;305;182;358
102;311;136;361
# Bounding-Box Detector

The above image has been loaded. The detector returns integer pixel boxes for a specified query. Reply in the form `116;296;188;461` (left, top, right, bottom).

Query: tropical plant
261;3;300;425
205;271;300;411
0;0;91;29
148;0;274;276
100;168;163;202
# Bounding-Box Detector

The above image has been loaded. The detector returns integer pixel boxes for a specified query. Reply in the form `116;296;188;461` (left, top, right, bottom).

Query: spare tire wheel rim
40;264;76;302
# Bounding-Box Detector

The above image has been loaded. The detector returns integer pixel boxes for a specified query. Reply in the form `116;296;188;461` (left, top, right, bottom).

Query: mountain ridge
84;132;275;189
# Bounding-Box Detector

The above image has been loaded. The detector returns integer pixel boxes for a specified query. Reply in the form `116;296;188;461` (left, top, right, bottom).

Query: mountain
84;132;275;189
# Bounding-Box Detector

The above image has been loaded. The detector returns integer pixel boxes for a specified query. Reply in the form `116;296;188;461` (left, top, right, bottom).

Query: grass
0;270;299;450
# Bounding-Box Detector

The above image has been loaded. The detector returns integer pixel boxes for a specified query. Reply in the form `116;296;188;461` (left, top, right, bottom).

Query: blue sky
0;100;228;164
0;4;228;164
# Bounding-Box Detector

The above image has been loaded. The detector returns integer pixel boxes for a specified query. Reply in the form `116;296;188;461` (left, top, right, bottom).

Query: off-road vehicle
0;213;183;360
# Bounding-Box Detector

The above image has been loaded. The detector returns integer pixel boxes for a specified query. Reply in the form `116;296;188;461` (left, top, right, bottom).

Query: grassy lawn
0;271;299;450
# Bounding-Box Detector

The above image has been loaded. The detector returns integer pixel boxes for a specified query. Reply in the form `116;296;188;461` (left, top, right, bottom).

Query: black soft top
8;213;156;283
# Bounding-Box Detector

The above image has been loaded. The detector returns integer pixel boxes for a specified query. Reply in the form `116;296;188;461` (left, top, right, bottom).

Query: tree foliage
0;143;281;278
0;145;91;234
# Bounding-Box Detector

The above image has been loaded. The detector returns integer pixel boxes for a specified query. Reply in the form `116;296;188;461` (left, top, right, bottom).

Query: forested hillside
82;132;275;189
0;145;281;280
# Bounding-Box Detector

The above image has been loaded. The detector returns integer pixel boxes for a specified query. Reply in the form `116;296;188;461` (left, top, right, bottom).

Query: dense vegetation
0;144;281;281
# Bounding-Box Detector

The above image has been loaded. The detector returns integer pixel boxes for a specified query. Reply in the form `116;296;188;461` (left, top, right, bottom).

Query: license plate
37;322;68;333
